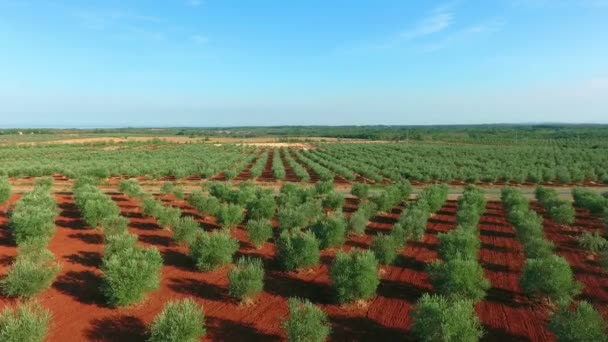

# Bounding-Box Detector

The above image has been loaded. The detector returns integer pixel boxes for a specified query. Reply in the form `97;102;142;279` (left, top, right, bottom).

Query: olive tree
548;301;607;342
276;231;320;271
330;249;379;304
412;293;483;342
283;297;331;342
188;231;239;271
228;257;265;303
520;255;581;306
427;257;490;303
149;299;206;342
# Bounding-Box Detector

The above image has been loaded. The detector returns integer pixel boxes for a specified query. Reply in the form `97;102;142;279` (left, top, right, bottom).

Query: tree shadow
53;270;107;307
330;315;411;341
68;232;103;245
168;277;227;302
161;249;193;271
65;251;102;268
482;325;532;342
206;316;282;341
138;234;172;247
394;255;427;272
377;278;428;303
264;271;333;304
85;315;147;342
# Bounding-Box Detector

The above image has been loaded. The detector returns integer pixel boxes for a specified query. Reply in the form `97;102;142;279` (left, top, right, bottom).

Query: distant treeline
1;125;608;144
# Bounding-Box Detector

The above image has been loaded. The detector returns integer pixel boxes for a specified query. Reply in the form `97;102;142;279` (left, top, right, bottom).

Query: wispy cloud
187;0;203;7
72;9;160;30
420;19;505;52
400;6;453;40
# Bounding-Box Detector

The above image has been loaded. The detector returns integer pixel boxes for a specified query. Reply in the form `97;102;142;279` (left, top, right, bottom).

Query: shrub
157;206;182;228
173;186;185;200
371;234;399;265
399;206;429;242
283;297;331;342
0;301;50;342
9;209;56;246
173;216;200;245
548;301;607;342
149;299;206;342
228;257;265;302
188;192;220;216
351;183;370;199
118;179;143;197
330;249;379;304
188;231;239;271
311;214;346;249
578;231;607;254
0;176;10;204
522;237;554;259
419;184;449;213
142;195;164;217
160;182;175;194
322;191;344;211
276;231;320;271
278;205;308;232
246;219;273;249
438;228;480;261
217;203;244;229
427;257;490;303
348;211;369;235
101;235;163;306
100;215;129;237
1;247;60;298
314;180;333;195
411;293;482;342
520;255;581;306
247;193;276;220
572;188;607;214
548;201;576;225
83;198;120;228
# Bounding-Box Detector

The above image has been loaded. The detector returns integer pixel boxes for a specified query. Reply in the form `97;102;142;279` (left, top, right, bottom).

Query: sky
0;0;607;127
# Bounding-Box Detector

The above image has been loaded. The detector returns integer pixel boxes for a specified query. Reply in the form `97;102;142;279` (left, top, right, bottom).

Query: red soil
3;192;592;341
476;201;553;341
531;203;608;319
278;149;302;183
285;149;320;183
257;149;277;183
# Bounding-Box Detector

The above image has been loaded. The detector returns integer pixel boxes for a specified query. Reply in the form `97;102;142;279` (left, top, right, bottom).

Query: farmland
1;128;608;341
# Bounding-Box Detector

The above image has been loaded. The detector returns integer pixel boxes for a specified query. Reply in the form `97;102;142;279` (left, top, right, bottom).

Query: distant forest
1;124;607;144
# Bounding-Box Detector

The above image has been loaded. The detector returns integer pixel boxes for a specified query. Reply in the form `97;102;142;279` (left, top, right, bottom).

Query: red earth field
0;191;606;341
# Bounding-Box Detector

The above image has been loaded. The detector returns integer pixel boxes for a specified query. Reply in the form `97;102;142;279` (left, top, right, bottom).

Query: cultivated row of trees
503;187;607;340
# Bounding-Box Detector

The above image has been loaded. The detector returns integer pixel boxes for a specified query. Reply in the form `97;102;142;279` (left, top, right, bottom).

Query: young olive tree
520;255;581;306
283;297;331;342
276;231;320;271
412;293;483;342
246;219;273;249
311;214;347;249
427;257;490;303
351;182;370;199
371;234;399;265
101;233;163;307
0;176;10;204
149;299;206;342
217;203;245;230
188;231;239;271
548;301;607;342
330;249;379;304
228;257;265;303
0;301;50;342
172;216;200;245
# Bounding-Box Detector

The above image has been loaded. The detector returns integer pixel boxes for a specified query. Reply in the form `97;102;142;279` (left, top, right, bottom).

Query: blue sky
1;0;607;127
